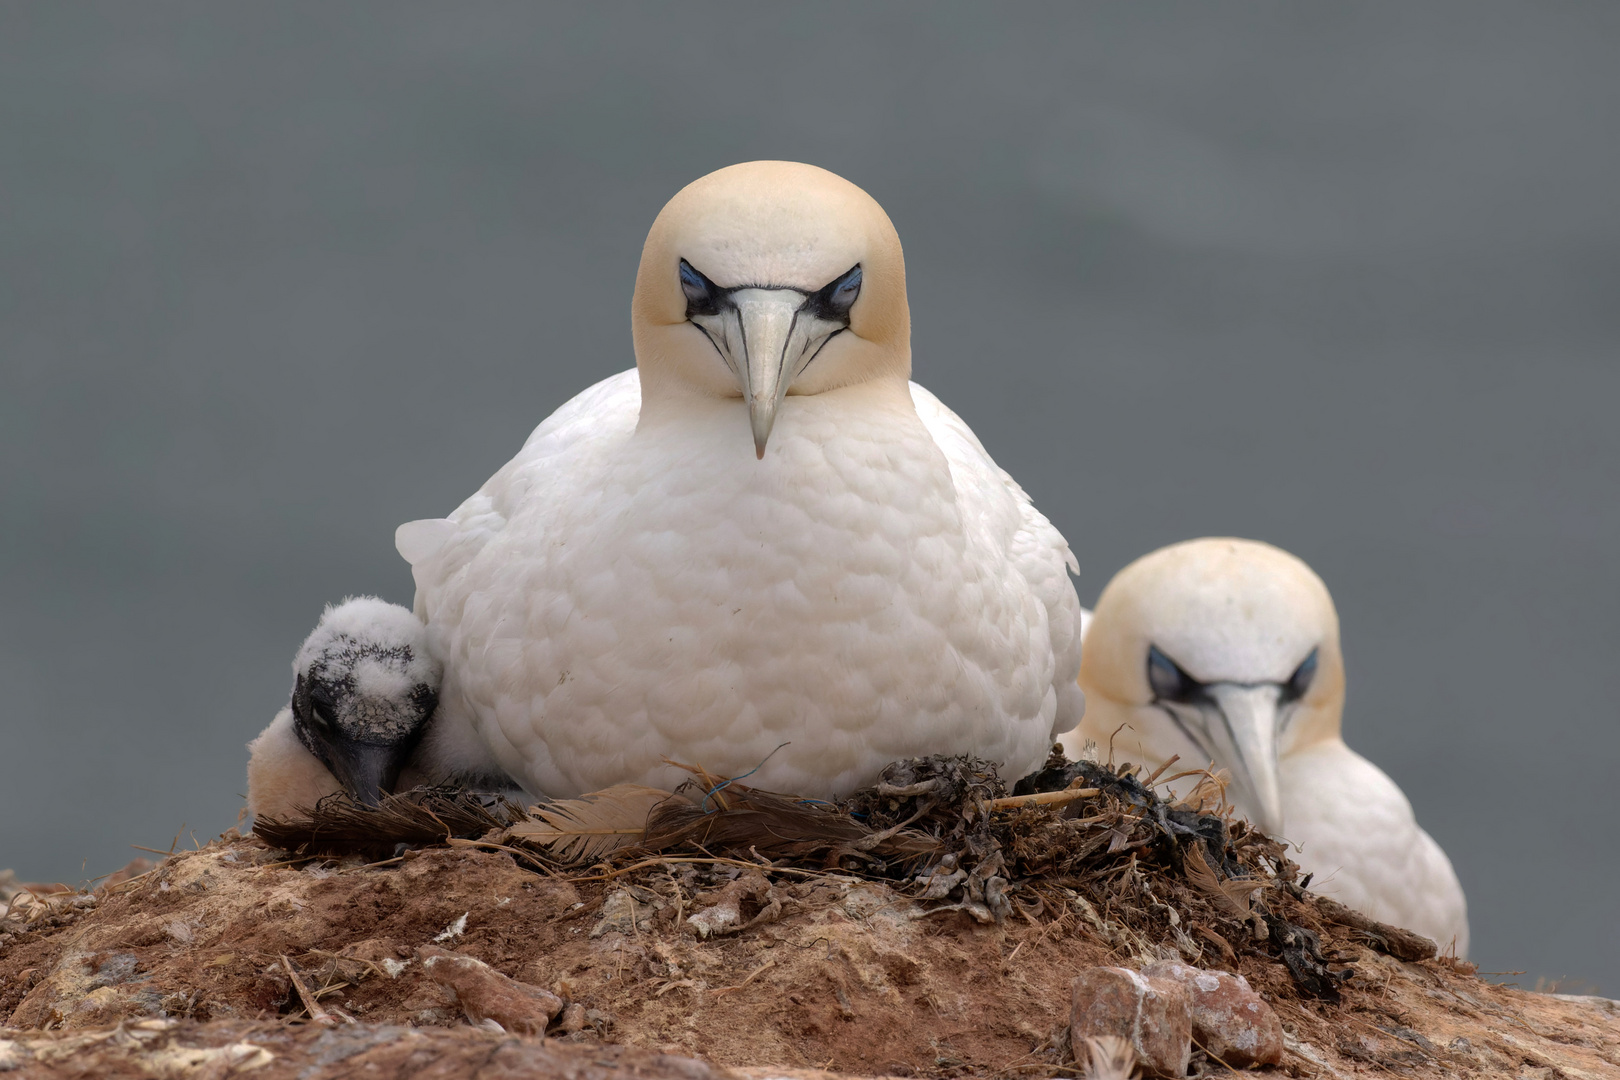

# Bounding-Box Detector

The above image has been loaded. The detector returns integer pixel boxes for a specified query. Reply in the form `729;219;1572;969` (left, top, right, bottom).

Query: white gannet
1061;538;1469;954
396;160;1085;801
246;597;442;818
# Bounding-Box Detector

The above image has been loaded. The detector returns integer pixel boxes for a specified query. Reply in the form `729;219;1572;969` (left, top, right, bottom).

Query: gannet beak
322;740;406;807
730;289;804;459
1201;683;1286;837
688;285;854;459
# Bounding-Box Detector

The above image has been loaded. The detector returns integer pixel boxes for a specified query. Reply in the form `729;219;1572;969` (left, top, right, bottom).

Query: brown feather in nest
502;785;677;864
1183;842;1263;918
1080;1035;1138;1080
252;787;525;861
641;780;941;866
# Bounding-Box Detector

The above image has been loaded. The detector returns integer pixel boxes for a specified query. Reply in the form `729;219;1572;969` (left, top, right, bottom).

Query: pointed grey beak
1200;683;1286;837
689;288;849;459
730;289;803;458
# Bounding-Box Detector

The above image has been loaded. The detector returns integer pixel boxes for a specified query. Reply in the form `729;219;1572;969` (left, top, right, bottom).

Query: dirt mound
0;1017;754;1079
3;756;1617;1078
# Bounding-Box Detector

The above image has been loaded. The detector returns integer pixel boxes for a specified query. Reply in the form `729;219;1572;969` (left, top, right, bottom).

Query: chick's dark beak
324;740;410;807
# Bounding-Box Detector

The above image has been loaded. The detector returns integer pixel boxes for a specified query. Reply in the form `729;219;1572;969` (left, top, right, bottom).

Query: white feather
1061;537;1469;955
402;369;1083;800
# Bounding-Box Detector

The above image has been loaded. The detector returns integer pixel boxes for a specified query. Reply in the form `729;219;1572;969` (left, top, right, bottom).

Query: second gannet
397;160;1085;801
1061;538;1469;955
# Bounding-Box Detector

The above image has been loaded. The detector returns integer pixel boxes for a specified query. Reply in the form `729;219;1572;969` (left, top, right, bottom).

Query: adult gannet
396;161;1085;801
246;597;441;819
1061;538;1469;954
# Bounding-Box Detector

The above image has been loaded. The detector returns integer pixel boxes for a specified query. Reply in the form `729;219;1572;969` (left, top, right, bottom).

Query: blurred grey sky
2;4;1616;988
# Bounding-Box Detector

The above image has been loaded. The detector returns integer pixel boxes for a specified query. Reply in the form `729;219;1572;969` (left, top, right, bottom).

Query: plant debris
256;749;1378;1003
5;749;1600;1077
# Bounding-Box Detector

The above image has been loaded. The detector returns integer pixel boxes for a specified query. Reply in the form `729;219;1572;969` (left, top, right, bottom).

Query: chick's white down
246;597;440;818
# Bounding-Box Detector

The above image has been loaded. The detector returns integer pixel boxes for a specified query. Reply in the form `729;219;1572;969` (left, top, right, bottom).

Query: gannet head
1078;538;1345;836
632;160;910;458
288;597;441;806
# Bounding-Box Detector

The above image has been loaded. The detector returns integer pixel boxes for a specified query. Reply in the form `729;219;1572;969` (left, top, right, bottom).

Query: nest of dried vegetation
8;749;1617;1079
251;749;1442;1006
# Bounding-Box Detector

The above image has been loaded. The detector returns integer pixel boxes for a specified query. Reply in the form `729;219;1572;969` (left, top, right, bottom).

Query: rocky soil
5;756;1618;1078
3;835;1617;1079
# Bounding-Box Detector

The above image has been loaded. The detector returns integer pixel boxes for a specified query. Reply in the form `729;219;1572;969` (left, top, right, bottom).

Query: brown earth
2;835;1617;1079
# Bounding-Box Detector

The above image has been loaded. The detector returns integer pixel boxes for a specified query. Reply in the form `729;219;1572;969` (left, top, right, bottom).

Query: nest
251;747;1434;1004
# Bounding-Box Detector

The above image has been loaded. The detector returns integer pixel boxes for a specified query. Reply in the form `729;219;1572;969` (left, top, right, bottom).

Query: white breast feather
1280;741;1470;955
400;370;1083;800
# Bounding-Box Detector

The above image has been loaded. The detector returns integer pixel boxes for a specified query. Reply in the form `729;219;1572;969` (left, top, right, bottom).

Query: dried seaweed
1265;913;1350;1001
836;749;1354;998
1313;895;1439;962
252;749;1365;1000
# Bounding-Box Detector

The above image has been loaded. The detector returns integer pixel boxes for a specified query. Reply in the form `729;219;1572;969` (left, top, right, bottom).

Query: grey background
2;4;1616;989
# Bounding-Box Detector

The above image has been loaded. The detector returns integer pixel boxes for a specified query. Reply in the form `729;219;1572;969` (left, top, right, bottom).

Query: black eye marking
1147;645;1205;705
309;689;339;730
806;264;861;323
291;672;335;728
679;259;724;318
1281;647;1319;704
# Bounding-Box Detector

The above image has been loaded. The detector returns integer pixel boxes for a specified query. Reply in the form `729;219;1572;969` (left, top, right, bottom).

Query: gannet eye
679;259;723;318
309;693;338;731
1147;645;1202;704
1281;648;1319;704
807;264;862;322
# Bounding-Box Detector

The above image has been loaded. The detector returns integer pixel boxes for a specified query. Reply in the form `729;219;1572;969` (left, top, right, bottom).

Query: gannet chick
1061;538;1469;954
397;160;1085;801
246;597;441;818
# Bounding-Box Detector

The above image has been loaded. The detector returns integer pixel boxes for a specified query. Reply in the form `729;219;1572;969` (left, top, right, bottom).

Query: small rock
1070;966;1191;1078
0;1037;32;1071
592;887;660;938
417;945;563;1035
686;872;771;939
559;1002;588;1034
1143;960;1284;1068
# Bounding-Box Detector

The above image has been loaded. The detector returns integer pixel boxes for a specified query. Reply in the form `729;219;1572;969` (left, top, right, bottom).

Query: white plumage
1061;538;1469;955
397;161;1083;801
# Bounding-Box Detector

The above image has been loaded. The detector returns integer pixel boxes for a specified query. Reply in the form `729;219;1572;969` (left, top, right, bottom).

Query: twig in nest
988;788;1100;811
305;948;389;982
280;955;335;1027
1161;764;1233;814
443;837;565;875
565;855;830;884
709;958;778;996
661;758;732;809
1140;754;1181;787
